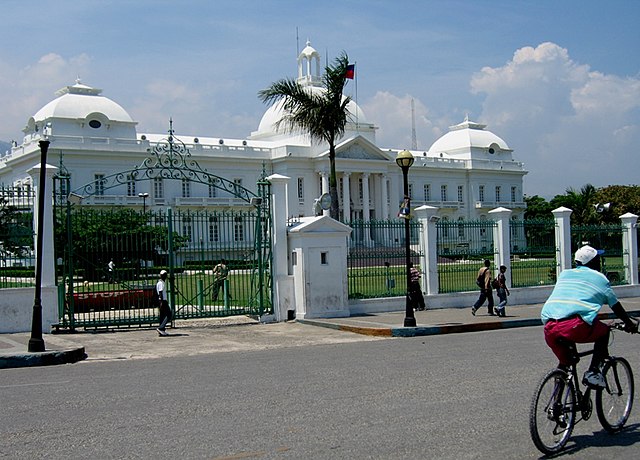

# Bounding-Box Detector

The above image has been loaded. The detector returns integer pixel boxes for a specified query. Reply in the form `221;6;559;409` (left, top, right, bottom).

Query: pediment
319;136;393;162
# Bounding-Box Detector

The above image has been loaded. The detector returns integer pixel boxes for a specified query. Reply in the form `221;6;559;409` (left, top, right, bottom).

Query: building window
94;174;105;196
182;223;192;242
209;223;219;242
495;186;501;202
457;185;464;203
408;183;413;200
511;186;517;203
126;175;136;197
458;217;465;237
234;217;244;242
423;184;431;202
358;178;363;204
182;179;191;198
297;177;304;203
321;252;328;265
208;179;217;198
233;178;243;196
154;178;164;199
440;185;447;202
479;185;485;202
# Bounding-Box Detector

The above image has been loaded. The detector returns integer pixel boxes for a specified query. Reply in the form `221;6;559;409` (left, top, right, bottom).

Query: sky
1;0;639;198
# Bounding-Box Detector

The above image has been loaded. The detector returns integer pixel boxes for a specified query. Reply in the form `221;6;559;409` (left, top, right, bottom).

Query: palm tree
258;52;352;220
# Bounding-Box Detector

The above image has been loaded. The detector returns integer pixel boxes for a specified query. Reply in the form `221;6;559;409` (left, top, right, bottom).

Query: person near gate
107;259;115;283
212;259;230;301
409;262;426;311
493;264;510;317
471;259;495;316
156;270;172;336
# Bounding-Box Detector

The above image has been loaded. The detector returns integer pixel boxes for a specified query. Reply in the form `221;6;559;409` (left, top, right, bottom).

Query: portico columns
319;172;329;216
361;173;372;246
341;172;351;222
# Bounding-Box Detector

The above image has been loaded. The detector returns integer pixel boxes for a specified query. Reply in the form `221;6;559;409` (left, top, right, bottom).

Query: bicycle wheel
529;368;576;455
596;357;634;432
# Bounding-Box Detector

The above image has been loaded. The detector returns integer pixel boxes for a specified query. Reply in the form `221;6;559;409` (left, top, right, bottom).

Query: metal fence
0;186;35;288
54;206;272;330
510;219;557;287
346;219;423;299
437;219;497;293
572;223;627;285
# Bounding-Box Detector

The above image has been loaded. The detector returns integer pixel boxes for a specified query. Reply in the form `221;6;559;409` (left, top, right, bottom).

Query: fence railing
346;220;423;299
436;220;497;293
572;223;627;285
0;186;35;288
510;219;556;287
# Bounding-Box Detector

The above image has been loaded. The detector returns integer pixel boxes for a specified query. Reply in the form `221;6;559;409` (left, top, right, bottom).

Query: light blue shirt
541;266;618;325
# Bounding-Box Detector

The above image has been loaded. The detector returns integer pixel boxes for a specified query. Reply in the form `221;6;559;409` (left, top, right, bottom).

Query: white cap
574;245;604;264
159;270;168;275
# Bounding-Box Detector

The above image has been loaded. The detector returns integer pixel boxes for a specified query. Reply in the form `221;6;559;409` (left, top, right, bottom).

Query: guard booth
288;216;351;319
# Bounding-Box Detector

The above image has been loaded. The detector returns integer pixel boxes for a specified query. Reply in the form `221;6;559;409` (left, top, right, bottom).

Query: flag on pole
345;64;355;80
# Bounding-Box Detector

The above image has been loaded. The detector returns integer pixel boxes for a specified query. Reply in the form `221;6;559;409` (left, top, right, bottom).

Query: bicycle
529;321;635;455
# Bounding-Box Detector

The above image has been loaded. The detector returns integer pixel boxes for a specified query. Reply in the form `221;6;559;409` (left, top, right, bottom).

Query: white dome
32;82;134;123
256;87;368;136
429;118;511;154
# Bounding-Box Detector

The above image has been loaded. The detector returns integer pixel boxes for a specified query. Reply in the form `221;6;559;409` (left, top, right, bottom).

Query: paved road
2;326;640;459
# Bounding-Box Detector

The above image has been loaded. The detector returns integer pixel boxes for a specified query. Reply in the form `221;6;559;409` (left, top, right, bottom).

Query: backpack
491;278;500;289
476;268;488;287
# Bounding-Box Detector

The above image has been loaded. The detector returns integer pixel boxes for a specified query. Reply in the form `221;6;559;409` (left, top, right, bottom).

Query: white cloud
470;42;640;197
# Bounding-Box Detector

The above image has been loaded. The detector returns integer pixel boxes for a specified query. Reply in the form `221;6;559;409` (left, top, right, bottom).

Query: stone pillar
342;172;351;222
266;174;291;322
414;205;439;295
620;213;638;285
489;207;512;285
27;163;58;288
552;206;573;276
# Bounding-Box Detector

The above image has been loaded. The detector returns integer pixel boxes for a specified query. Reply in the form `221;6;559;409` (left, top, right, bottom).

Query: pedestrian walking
156;270;172;336
107;259;115;283
493;265;510;317
212;259;230;301
409;262;426;311
471;259;495;316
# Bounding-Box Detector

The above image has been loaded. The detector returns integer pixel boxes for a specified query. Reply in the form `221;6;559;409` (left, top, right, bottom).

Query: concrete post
489;207;512;285
266;174;290;322
414;205;439;295
620;213;638;285
552;206;573;276
27;163;58;287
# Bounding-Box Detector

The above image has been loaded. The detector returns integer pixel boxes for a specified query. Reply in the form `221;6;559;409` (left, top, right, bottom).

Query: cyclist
541;245;638;389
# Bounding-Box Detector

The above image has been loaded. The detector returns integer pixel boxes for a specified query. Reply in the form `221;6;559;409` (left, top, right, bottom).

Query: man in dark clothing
471;259;494;316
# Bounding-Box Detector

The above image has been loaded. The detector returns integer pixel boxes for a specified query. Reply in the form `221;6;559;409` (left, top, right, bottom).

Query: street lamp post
138;192;149;213
28;139;50;352
396;149;416;328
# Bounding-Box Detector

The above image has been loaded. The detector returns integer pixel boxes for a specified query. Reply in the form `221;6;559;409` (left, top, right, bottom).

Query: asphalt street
2;326;640;459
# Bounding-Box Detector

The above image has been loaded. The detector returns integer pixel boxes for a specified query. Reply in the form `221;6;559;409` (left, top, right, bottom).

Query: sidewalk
2;298;640;369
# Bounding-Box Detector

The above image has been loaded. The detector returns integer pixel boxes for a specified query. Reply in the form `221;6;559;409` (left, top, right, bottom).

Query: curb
0;347;87;370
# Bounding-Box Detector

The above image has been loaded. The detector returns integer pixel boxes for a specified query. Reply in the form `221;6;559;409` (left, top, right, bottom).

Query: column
266;173;290;322
341;172;351;222
380;174;389;220
489;207;512;286
319;172;329;216
620;213;638;285
414;205;439;295
552;207;573;276
361;173;372;246
28;163;58;287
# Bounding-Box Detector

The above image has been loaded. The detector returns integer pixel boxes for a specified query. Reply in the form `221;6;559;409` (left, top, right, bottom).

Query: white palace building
1;42;527;227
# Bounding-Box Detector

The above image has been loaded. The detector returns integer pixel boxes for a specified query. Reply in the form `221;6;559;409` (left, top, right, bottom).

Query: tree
593;185;640;223
259;52;353;220
550;183;598;225
0;203;33;259
524;195;553;219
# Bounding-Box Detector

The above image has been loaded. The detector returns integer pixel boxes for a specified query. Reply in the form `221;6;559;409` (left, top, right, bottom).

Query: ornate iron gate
53;129;272;330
